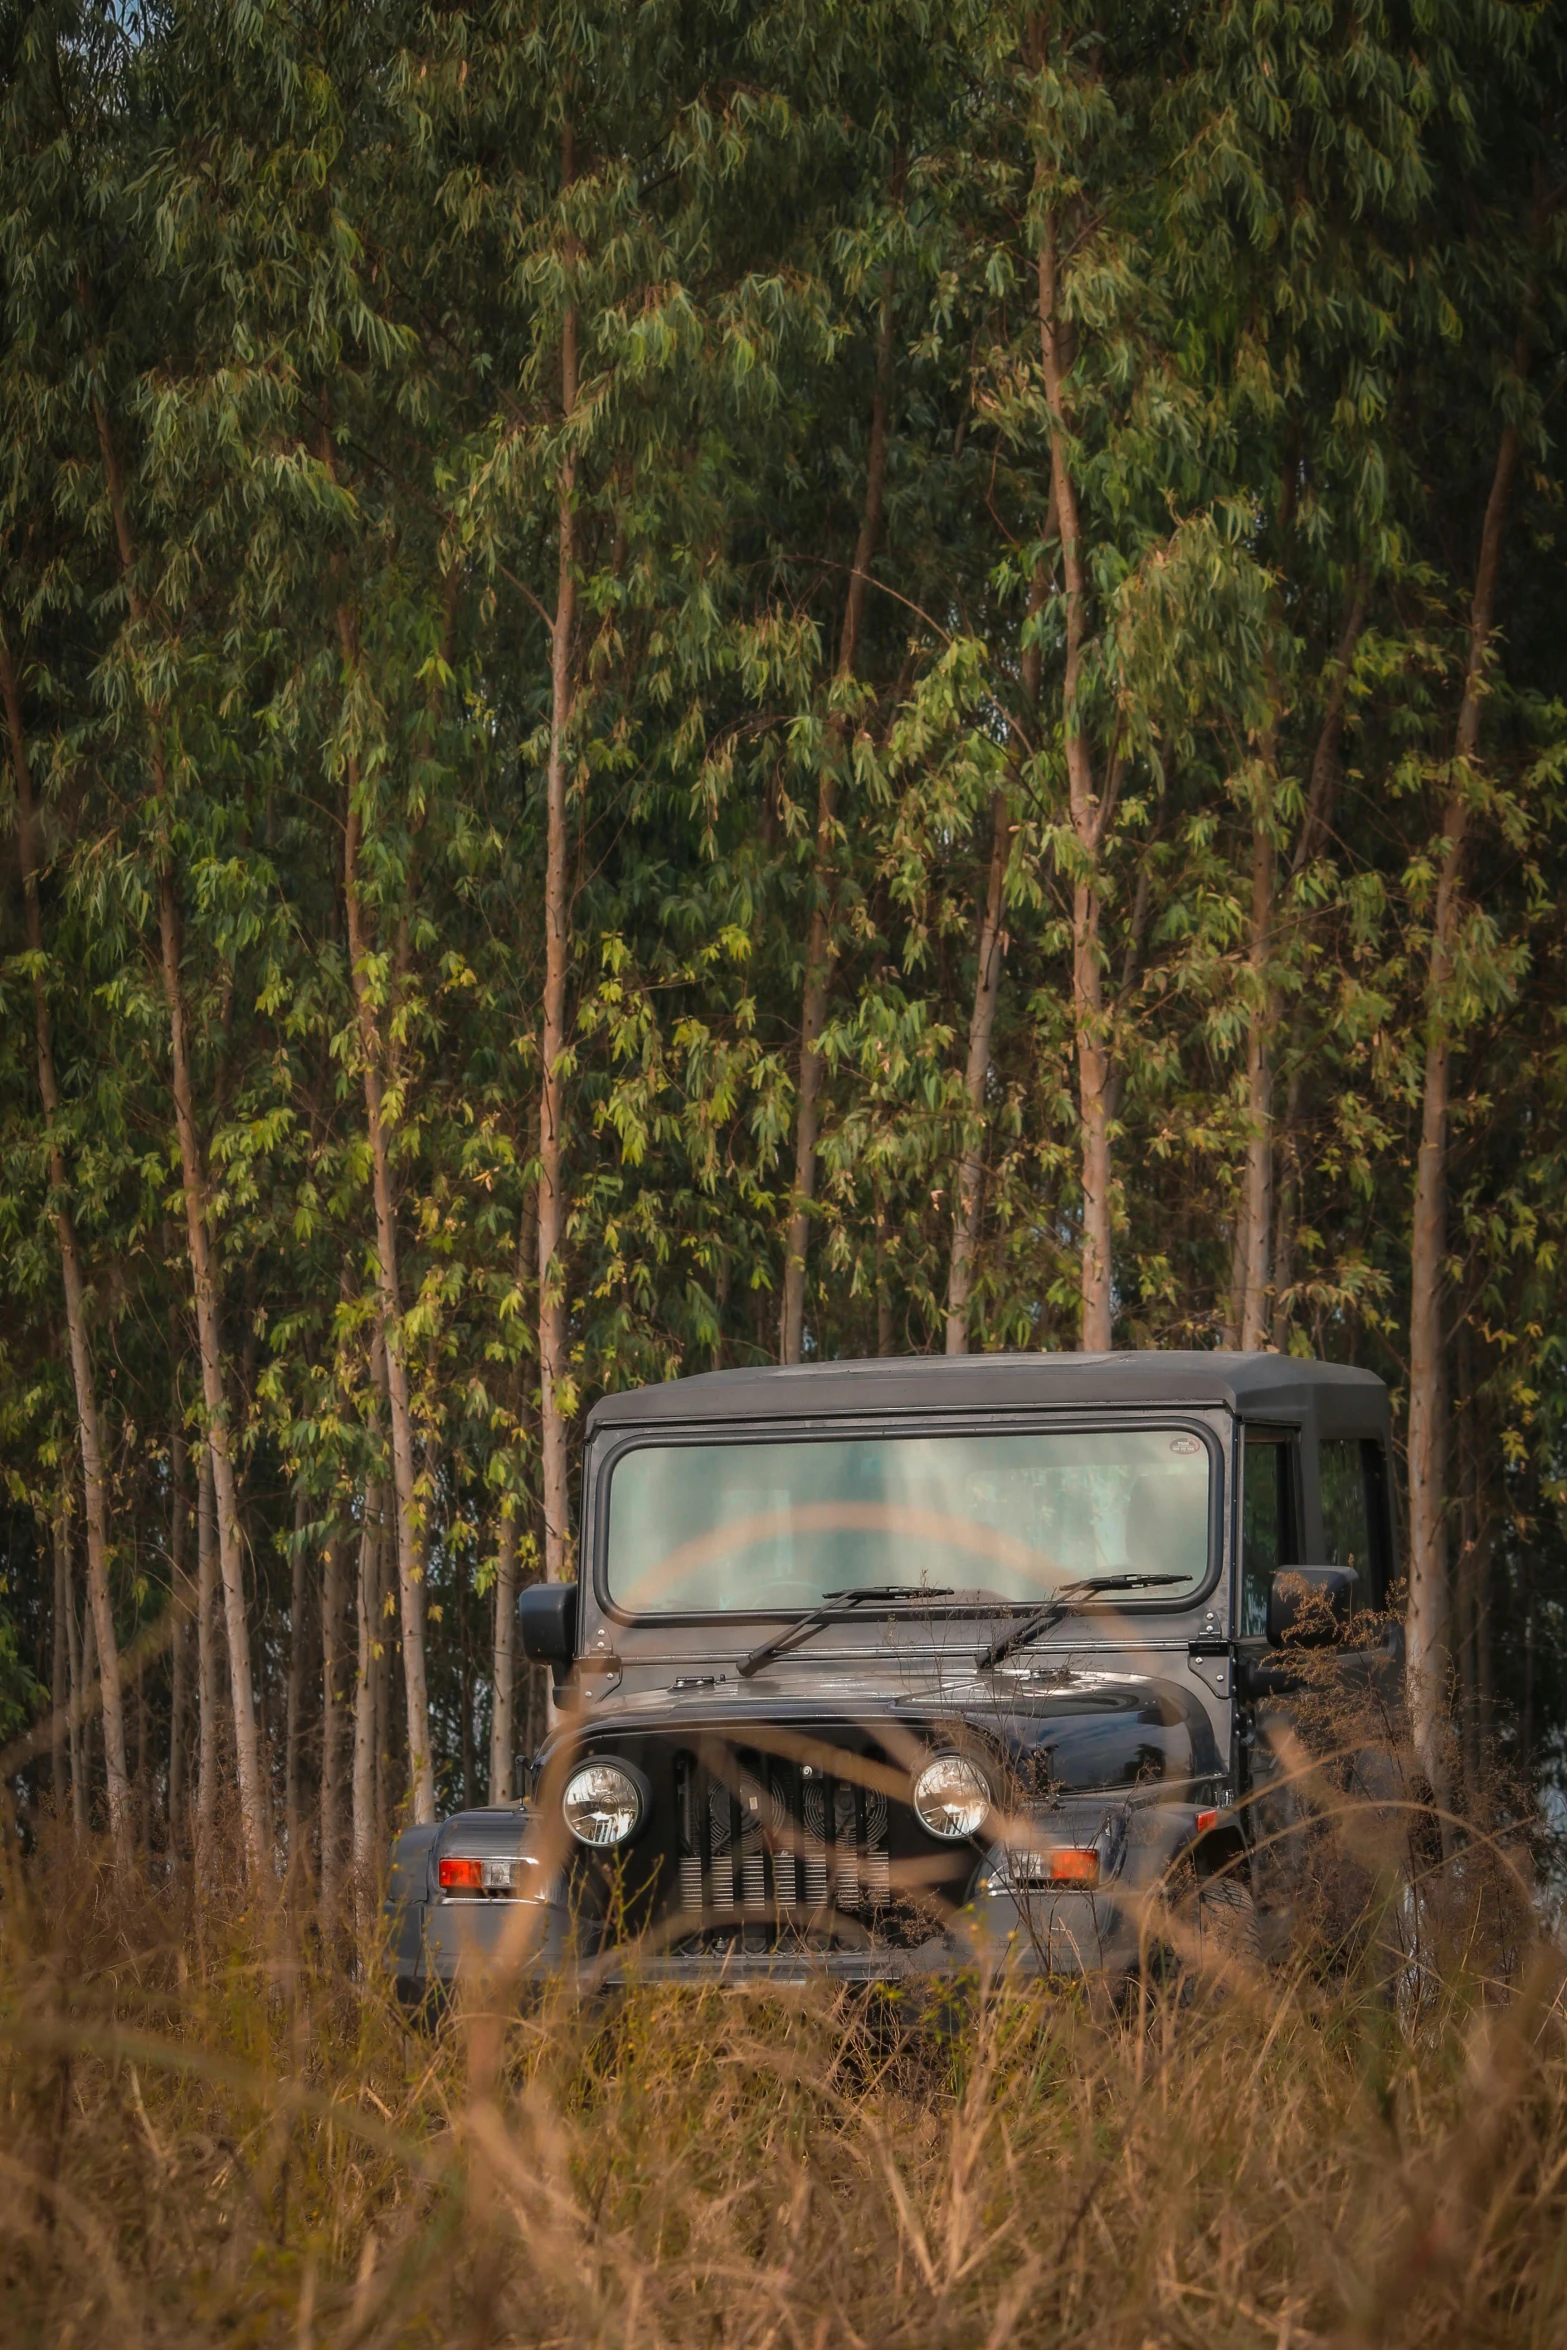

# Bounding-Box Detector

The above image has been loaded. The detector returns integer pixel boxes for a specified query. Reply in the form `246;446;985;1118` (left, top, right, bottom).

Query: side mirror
518;1581;578;1668
1267;1565;1360;1651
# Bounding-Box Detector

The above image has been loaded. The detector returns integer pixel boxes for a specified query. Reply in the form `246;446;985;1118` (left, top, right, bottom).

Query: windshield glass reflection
604;1426;1212;1614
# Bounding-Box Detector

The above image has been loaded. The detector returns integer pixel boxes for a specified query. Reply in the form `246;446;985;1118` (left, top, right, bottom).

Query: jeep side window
1320;1438;1387;1604
1240;1431;1299;1638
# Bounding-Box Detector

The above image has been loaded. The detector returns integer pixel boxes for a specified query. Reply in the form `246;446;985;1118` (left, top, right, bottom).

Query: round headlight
563;1760;645;1848
912;1754;992;1840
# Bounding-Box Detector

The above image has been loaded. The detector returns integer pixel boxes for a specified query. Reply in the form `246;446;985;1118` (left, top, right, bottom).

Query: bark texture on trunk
167;1417;191;1842
1036;209;1118;1351
285;1483;310;1867
1236;806;1275;1353
1407;410;1521;1780
945;790;1011;1354
780;246;899;1364
539;124;580;1578
492;1197;537;1800
51;1505;69;1810
351;1487;384;1912
320;1529;350;1918
3;633;131;1858
490;1507;520;1804
65;1523;86;1829
340;723;436;1824
196;1446;219;1843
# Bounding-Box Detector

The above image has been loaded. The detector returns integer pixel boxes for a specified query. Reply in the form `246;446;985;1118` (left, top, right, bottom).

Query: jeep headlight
563;1760;645;1848
912;1754;991;1840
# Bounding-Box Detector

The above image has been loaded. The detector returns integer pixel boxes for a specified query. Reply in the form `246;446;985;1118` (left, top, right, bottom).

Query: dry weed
1;1796;1564;2350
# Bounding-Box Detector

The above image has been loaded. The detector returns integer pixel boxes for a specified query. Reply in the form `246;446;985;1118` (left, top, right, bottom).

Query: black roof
587;1350;1389;1439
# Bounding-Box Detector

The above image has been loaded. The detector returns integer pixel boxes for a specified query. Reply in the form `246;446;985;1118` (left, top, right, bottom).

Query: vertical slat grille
675;1748;892;1935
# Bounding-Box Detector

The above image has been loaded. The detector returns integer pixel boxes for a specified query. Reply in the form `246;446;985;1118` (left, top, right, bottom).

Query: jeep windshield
603;1424;1212;1616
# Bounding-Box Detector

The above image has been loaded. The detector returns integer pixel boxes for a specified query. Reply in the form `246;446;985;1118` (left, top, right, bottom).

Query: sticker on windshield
1168;1436;1200;1455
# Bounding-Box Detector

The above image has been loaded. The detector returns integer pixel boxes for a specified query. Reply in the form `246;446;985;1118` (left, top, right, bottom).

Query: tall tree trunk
945;791;1011;1355
64;1517;86;1829
490;1509;520;1804
168;1415;191;1844
351;1486;384;1917
320;1529;350;1917
94;408;268;1876
340;754;436;1823
876;1194;896;1357
285;1483;310;1870
539;124;580;1578
80;1596;98;1817
780;233;899;1364
196;1446;220;1846
1036;207;1118;1351
492;1197;537;1801
946;570;1044;1353
1236;802;1275;1352
51;1503;68;1812
2;633;131;1859
1407;407;1522;1782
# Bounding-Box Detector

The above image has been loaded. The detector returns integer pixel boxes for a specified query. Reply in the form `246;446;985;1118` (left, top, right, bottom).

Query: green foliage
1;0;1566;1801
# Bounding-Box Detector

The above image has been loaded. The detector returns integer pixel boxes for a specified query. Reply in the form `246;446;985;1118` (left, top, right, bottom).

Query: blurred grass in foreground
0;1807;1564;2350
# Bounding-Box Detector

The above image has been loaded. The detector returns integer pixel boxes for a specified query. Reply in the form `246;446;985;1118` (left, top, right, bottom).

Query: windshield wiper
737;1585;955;1680
976;1574;1189;1672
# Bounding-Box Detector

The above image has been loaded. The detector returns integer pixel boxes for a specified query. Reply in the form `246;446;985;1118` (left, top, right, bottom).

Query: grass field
2;1817;1565;2350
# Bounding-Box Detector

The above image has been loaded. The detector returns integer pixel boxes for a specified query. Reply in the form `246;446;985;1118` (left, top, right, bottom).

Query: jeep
385;1350;1397;1990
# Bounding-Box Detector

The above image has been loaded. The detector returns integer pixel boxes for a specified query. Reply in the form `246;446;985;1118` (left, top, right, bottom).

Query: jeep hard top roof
586;1350;1390;1442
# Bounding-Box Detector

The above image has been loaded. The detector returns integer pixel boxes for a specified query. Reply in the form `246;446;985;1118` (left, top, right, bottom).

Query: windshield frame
589;1408;1227;1628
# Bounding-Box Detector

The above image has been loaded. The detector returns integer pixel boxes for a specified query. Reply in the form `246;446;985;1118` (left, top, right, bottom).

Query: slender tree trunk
373;1545;395;1854
490;1510;520;1805
1407;408;1522;1781
285;1483;310;1869
51;1504;68;1812
1036;206;1117;1351
351;1487;383;1913
539;124;581;1578
1236;806;1275;1352
945;791;1011;1354
341;765;436;1823
64;1518;86;1829
3;633;132;1859
781;234;900;1364
80;1596;98;1817
876;1194;896;1357
493;1188;537;1799
168;1418;191;1844
320;1529;350;1917
946;569;1043;1352
1269;1059;1305;1353
196;1447;219;1846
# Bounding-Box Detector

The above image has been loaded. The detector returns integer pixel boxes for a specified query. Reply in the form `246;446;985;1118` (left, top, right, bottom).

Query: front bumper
386;1796;1218;1995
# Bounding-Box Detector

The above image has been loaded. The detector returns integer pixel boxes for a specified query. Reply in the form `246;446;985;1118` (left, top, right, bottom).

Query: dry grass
2;1797;1566;2350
